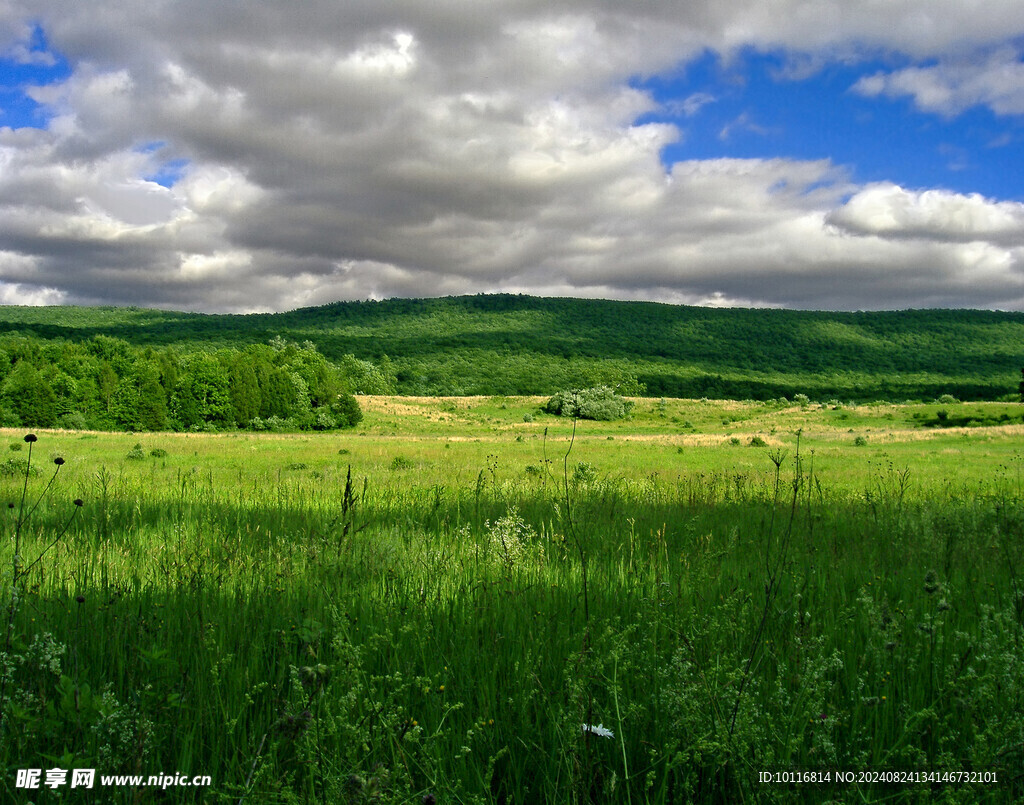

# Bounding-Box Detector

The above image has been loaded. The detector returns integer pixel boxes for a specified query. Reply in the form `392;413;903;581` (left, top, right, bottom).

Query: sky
1;2;1024;313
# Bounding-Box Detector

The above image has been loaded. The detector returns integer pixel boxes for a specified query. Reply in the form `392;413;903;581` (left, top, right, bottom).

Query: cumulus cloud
853;48;1024;116
826;183;1024;245
0;1;1023;310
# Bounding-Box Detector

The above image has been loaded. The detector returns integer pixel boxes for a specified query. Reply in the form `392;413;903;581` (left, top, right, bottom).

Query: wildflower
54;457;64;466
582;723;614;739
923;570;939;595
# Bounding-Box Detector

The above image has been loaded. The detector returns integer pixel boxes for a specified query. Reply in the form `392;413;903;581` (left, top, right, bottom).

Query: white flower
582;723;614;739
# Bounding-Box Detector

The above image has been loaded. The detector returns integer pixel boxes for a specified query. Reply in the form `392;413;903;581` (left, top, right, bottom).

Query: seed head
73;499;84;507
24;434;37;443
75;595;86;604
54;457;64;466
923;570;939;595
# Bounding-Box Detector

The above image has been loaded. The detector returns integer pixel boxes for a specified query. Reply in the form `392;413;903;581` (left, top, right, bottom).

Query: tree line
0;333;395;431
1;295;1022;402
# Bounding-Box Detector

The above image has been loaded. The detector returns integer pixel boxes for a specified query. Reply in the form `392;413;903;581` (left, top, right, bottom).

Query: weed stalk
729;431;803;741
1;435;82;738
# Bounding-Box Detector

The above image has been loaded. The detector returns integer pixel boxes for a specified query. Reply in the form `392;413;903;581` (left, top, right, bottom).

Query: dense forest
0;295;1022;426
0;333;372;431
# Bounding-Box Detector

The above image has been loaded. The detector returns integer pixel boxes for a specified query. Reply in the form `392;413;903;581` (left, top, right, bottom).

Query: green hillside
0;295;1022;400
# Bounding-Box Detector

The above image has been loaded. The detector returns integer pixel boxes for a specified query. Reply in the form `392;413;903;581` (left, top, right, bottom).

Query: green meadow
2;397;1023;803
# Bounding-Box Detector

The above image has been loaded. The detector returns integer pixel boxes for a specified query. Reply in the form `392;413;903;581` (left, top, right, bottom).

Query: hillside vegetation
1;294;1022;401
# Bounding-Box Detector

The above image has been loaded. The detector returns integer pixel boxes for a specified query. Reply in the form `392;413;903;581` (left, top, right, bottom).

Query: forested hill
1;295;1022;401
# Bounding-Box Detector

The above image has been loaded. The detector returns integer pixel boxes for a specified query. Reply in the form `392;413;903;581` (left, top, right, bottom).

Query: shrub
125;443;145;460
150;448;168;458
250;415;290;431
749;436;768;447
312;411;337;431
572;461;597;485
793;393;811;407
390;456;414;471
57;412;90;430
936;394;959;405
543;386;632;421
331;394;363;428
0;457;37;477
854;435;868;446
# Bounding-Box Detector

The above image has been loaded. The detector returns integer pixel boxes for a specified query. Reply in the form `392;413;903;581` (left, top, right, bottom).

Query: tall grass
1;428;1022;803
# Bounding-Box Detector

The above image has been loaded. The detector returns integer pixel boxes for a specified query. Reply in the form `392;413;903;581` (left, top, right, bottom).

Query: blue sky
1;2;1024;312
637;48;1024;201
0;28;67;128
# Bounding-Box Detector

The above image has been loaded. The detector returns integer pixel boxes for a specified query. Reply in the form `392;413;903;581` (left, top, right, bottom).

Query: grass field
1;397;1023;803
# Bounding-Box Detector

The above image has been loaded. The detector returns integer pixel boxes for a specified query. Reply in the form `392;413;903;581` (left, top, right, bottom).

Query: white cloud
826;183;1024;245
718;111;776;141
0;280;64;305
663;92;716;117
0;1;1023;310
853;48;1024;116
0;251;65;305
